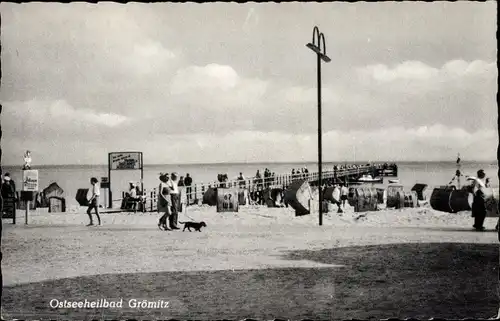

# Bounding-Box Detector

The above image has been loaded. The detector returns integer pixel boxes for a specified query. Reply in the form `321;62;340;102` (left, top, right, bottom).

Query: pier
124;163;397;212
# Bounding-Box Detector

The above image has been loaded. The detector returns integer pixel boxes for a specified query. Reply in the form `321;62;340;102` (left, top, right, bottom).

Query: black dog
179;221;207;232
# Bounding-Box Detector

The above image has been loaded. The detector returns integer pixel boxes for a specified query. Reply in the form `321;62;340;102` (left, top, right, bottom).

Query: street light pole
306;26;331;226
317;52;323;226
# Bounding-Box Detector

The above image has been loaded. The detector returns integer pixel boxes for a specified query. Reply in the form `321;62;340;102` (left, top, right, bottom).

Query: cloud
170;64;240;94
357;59;496;84
358;61;439;82
151;64;269;132
106;125;499;164
0;3;496;165
442;59;496;77
121;40;177;76
0;3;182;117
277;85;341;105
336;59;497;133
2;97;496;165
4;100;130;136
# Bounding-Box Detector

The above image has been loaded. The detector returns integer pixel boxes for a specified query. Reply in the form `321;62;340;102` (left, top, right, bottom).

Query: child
333;184;343;213
86;177;101;226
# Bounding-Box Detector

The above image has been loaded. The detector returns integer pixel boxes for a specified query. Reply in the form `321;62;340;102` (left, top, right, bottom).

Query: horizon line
1;159;497;168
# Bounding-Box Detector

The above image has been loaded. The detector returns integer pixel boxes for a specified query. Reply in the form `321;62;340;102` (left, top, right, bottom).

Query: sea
2;161;498;208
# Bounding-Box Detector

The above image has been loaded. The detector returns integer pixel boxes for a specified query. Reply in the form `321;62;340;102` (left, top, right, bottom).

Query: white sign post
108;152;144;209
22;169;39;224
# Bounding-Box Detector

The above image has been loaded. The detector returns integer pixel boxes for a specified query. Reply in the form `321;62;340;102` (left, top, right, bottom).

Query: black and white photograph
0;1;498;320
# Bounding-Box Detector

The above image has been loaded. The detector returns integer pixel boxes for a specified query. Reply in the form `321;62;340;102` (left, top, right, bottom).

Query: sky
0;1;497;166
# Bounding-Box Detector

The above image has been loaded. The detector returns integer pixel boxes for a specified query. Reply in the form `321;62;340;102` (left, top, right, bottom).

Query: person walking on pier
157;173;172;231
237;172;246;187
86;177;101;226
255;170;262;188
184;173;193;202
264;169;270;188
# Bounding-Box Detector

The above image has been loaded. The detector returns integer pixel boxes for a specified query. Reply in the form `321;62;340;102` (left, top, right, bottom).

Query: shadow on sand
2;243;498;320
420;227;498;233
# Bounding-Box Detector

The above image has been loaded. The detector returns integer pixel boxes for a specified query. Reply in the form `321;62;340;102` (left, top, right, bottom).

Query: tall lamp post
306;26;331;226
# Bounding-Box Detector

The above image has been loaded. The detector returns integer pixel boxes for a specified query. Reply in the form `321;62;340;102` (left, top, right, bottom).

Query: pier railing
123;163;389;212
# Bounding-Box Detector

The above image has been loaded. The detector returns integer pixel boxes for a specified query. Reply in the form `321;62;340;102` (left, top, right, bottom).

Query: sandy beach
2;203;498;287
2;197;499;320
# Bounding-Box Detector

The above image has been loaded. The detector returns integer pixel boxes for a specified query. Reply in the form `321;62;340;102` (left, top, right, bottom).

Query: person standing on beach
467;169;488;231
157;173;172;231
1;173;17;202
86;177;101;226
340;183;349;209
168;173;181;230
333;184;343;213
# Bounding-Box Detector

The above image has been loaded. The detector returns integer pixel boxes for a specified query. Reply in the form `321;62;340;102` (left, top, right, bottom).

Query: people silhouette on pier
237;172;246;187
184;173;193;202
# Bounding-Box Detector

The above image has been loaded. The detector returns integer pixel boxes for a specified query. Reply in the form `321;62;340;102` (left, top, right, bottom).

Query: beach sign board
109;152;143;170
1;197;16;219
101;177;110;189
216;188;239;212
22;170;39;192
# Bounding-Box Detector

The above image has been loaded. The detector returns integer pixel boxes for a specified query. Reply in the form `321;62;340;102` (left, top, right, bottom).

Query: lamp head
306;43;331;62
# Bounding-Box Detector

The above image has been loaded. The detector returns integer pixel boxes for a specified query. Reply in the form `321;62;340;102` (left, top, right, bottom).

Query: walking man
86;177;101;226
184;173;193;202
467;169;488;231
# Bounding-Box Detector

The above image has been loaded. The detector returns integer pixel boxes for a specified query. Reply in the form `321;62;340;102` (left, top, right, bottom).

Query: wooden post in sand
22;170;38;225
25;200;29;225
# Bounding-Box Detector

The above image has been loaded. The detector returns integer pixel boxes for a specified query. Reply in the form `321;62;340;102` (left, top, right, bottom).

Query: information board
109;152;142;170
107;151;144;209
1;197;16;219
22;170;39;192
216;188;239;212
101;177;110;189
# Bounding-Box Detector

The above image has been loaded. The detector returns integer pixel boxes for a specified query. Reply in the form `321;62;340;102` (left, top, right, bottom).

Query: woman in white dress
157;173;172;231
